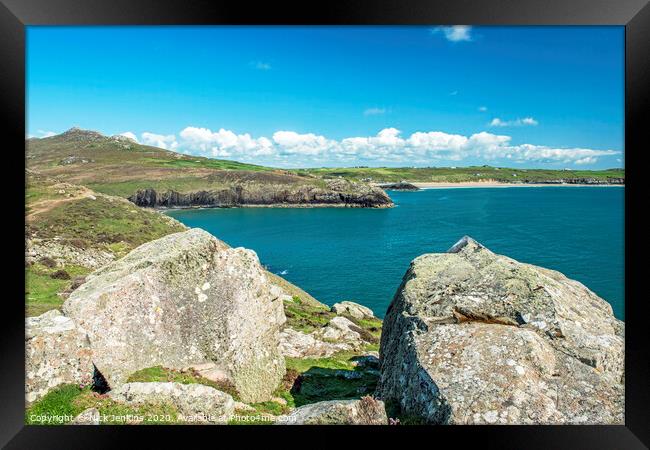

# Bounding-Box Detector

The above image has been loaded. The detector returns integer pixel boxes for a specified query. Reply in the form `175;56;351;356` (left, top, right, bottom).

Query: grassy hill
25;171;188;316
26;128;324;198
295;166;625;184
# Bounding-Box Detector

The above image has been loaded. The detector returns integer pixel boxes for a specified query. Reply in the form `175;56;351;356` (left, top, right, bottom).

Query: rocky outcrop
331;301;375;320
108;382;235;424
279;328;351;358
523;177;624;185
26;238;116;270
279;316;371;358
25;310;94;403
314;316;364;346
280;397;388;425
376;182;420;191
63;228;286;403
128;179;393;209
378;236;624;424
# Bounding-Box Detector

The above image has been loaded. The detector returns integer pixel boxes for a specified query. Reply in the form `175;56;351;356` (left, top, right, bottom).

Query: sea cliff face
128;179;394;209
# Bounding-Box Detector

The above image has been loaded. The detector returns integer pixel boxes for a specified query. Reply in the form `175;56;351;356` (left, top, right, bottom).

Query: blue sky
27;26;624;169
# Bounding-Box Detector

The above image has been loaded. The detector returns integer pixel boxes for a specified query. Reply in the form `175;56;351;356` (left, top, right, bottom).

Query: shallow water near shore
167;186;625;320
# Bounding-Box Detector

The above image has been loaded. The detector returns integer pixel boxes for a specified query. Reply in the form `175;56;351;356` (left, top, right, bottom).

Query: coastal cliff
128;179;393;209
26;128;394;209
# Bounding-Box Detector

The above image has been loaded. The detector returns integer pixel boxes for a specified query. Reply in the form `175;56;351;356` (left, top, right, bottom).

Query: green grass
284;351;380;407
26;384;180;425
26;384;86;424
25;263;92;317
28;195;185;250
127;366;240;401
142;157;271;172
85;178;230;197
283;296;336;333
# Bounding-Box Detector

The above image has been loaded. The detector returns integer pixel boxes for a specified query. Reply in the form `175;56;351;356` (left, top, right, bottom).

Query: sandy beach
411;181;624;189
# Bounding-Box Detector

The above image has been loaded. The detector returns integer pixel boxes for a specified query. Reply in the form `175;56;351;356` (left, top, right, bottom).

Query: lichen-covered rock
379;236;624;424
25;310;94;403
63;228;286;402
109;382;235;424
313;316;364;348
331;301;375;320
279;328;351;358
279;397;388;425
26;238;115;269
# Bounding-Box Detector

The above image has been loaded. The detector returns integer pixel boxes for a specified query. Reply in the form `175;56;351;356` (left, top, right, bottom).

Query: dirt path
27;185;95;220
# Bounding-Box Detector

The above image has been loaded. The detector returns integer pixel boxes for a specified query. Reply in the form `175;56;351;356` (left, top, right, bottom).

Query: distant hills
26;128;624;200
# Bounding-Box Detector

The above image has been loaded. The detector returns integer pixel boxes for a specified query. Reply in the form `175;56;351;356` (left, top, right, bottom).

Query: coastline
158;202;395;212
411;181;625;189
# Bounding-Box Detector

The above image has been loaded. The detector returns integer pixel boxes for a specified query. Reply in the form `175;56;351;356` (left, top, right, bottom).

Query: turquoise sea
167;187;625;320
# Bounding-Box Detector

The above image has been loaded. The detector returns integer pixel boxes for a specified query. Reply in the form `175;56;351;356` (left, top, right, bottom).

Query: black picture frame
2;0;647;447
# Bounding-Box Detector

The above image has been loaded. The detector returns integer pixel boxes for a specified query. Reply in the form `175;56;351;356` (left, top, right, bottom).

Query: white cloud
490;117;539;127
272;131;335;156
119;131;138;142
478;106;488;112
133;125;619;167
141;132;178;150
432;26;472;42
29;130;57;138
180;126;273;157
363;108;386;116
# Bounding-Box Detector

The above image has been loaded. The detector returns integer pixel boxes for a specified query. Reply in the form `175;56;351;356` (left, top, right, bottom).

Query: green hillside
296;166;625;184
26;128;322;198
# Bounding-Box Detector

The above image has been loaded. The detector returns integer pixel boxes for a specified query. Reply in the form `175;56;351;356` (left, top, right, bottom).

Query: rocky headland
128;178;393;209
375;182;420;191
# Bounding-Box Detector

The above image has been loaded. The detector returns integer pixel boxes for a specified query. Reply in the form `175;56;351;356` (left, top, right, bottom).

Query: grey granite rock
379;236;624;424
63;228;285;402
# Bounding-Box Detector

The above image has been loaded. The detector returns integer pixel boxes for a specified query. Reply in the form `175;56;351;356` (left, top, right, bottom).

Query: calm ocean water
167;187;625;320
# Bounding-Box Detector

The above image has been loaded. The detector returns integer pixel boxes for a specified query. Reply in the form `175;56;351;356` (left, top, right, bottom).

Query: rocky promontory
128;178;393;209
376;182;420;191
378;236;624;424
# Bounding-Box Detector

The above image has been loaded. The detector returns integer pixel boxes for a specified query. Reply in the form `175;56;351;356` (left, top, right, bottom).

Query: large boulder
108;382;235;424
279;397;388;425
25;310;94;403
63;228;286;402
378;236;624;424
331;301;375;320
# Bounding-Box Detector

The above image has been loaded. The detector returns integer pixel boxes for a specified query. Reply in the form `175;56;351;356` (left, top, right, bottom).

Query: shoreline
411;181;624;189
158;202;395;212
